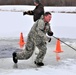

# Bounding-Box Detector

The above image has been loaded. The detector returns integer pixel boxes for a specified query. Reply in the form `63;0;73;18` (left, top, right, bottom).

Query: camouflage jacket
28;16;52;45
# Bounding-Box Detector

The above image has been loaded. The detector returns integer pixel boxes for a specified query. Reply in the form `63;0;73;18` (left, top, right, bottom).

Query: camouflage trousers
16;36;47;63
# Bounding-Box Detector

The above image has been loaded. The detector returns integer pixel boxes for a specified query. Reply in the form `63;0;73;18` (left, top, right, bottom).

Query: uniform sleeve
27;10;34;15
47;23;53;36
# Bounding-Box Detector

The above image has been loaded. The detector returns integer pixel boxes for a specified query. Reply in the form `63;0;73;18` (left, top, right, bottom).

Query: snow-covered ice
0;38;76;75
0;58;76;75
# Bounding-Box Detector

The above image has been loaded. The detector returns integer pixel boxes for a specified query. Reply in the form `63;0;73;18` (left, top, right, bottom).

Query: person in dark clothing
23;0;44;22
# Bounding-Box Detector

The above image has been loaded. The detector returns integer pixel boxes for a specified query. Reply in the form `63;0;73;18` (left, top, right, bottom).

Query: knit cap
33;0;40;4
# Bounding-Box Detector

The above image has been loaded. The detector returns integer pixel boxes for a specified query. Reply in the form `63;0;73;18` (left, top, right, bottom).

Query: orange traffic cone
19;32;25;48
54;38;63;53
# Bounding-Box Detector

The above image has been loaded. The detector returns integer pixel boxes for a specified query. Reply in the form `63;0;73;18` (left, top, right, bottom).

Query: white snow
0;5;76;13
0;5;76;38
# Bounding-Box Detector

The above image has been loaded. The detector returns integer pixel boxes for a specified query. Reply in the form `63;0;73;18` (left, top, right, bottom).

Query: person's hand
27;11;31;13
23;11;27;15
48;32;53;36
48;38;51;42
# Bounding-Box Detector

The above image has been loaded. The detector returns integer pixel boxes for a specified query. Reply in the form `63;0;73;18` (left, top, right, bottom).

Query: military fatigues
16;16;52;63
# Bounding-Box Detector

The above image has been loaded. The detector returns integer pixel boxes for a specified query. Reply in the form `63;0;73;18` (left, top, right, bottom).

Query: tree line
0;0;76;6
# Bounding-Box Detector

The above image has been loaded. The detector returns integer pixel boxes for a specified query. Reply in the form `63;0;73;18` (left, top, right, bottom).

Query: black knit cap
33;0;40;4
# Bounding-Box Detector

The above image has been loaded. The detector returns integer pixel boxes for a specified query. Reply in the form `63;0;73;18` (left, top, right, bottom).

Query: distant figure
23;0;44;22
12;12;53;66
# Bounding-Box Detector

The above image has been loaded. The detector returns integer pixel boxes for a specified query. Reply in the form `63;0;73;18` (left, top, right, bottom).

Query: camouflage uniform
16;16;52;63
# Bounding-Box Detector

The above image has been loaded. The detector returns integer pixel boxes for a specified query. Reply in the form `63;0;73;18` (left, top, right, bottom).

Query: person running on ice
23;0;44;22
12;12;53;66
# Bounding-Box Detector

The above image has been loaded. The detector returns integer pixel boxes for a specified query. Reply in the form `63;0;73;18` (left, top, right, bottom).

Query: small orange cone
54;38;63;53
19;32;25;48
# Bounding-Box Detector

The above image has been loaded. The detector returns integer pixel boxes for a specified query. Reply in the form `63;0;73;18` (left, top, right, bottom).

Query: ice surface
0;38;76;75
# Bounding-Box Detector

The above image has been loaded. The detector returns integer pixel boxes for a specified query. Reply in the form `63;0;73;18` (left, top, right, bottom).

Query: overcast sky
0;6;76;38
